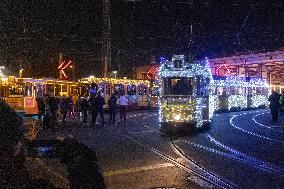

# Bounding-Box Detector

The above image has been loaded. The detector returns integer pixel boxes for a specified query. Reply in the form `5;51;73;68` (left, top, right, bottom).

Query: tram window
252;87;256;95
98;84;105;94
164;77;193;95
127;85;136;95
9;84;23;96
237;86;242;95
215;87;225;95
214;87;218;95
114;84;125;95
230;86;236;95
139;86;147;95
36;84;43;97
248;87;252;95
24;83;33;96
256;87;263;95
264;88;269;95
105;84;110;95
54;84;60;96
81;85;89;96
46;84;54;95
70;86;78;96
0;87;5;97
222;87;226;95
62;85;68;92
90;83;98;95
150;87;159;96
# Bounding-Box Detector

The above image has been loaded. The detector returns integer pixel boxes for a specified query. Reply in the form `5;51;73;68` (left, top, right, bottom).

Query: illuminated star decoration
58;60;72;79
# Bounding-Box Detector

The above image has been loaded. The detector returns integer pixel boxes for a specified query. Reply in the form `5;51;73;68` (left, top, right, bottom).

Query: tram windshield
164;77;193;95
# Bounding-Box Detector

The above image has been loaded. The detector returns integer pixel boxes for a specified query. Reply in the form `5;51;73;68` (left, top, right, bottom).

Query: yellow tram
3;77;78;114
79;77;150;109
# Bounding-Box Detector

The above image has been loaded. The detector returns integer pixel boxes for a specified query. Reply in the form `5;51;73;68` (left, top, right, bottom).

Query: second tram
79;77;150;109
158;55;214;130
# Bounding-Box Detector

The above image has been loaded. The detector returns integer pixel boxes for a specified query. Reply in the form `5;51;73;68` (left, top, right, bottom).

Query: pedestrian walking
268;90;280;122
60;97;69;123
80;96;89;123
89;91;105;126
68;96;76;119
108;94;117;124
118;93;128;123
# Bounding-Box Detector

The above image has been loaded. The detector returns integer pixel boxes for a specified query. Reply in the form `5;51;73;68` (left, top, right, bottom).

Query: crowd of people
268;90;284;124
36;91;129;129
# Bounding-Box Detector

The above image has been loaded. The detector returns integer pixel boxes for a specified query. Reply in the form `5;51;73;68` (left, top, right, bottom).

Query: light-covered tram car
78;77;150;109
212;76;269;111
4;77;78;114
158;55;215;131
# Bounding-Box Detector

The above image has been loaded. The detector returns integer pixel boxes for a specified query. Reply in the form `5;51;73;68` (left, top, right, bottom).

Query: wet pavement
31;109;284;189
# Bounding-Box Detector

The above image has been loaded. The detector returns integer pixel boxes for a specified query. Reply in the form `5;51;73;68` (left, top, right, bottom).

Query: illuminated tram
79;77;150;109
4;77;78;114
212;76;269;111
158;55;270;132
158;55;215;131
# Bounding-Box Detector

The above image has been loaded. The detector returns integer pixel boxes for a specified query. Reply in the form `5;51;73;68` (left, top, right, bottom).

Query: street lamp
19;69;24;78
112;70;117;79
0;66;5;78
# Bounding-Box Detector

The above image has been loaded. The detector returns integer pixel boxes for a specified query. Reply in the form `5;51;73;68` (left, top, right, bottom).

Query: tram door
98;82;111;108
23;82;38;114
127;84;138;108
138;84;149;107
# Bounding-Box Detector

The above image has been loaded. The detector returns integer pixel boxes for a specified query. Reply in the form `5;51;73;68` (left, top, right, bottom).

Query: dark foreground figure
268;90;280;122
0;100;106;189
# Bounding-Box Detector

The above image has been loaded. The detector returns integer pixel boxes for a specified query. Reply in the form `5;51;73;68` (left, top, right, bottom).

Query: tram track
205;134;284;176
229;112;284;145
172;135;284;177
121;113;237;189
252;111;284;133
137;111;284;186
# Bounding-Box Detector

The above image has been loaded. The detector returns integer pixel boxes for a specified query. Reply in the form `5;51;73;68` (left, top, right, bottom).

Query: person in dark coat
48;94;59;128
268;90;280;122
279;90;284;125
80;96;89;123
67;96;75;120
89;91;105;126
36;96;45;126
108;94;117;124
60;97;69;123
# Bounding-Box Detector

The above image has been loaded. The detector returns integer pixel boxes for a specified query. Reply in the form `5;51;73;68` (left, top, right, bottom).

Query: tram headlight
174;114;181;121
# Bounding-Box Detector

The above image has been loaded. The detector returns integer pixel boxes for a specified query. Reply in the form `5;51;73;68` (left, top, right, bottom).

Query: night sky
1;0;284;78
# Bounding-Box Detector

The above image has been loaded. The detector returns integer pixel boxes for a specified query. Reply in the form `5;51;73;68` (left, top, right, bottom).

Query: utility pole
102;0;111;78
117;50;121;78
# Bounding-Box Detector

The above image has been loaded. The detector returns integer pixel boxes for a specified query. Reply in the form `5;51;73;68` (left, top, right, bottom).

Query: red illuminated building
209;50;284;92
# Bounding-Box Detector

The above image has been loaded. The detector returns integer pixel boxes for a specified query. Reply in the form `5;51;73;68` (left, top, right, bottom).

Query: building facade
209;50;284;93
